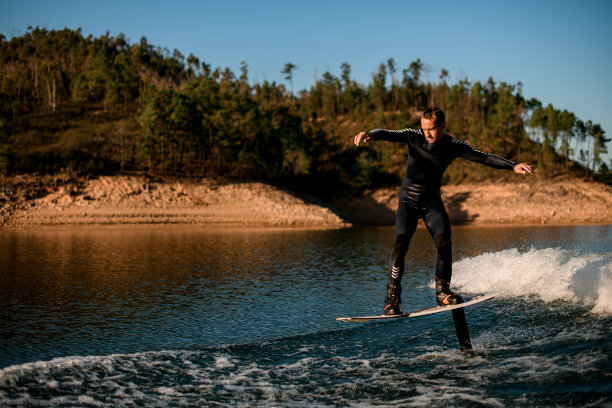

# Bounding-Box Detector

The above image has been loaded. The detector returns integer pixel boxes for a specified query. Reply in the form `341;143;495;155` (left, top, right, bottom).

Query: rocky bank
1;174;611;228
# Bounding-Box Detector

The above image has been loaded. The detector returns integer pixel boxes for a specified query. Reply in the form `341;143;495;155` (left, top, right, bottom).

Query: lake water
0;225;610;406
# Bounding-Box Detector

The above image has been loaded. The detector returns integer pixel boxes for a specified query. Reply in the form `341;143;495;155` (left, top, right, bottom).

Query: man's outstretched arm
456;139;535;175
354;128;419;145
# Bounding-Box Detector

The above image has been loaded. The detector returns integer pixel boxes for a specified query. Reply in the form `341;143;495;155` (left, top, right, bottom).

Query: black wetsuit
367;127;516;284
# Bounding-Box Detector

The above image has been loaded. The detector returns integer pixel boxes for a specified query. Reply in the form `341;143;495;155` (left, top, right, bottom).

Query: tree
281;62;297;94
589;122;610;179
186;53;200;77
340;62;351;88
407;58;423;83
557;109;576;172
371;63;387;109
387;58;399;109
439;68;449;83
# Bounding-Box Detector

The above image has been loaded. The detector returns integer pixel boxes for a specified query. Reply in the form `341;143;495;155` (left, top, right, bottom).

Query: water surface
1;225;610;406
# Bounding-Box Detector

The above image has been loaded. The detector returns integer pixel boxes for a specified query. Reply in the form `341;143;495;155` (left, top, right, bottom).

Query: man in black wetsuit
354;107;534;315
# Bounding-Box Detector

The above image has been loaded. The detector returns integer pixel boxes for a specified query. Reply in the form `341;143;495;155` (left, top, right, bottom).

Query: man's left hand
514;163;535;174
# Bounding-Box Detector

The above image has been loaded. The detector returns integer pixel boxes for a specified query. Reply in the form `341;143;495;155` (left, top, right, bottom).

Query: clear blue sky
2;0;611;160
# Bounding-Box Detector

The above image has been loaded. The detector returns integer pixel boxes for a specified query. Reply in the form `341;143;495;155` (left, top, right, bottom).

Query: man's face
421;117;446;144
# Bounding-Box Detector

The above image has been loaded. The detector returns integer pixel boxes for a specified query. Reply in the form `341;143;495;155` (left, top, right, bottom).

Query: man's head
421;107;446;144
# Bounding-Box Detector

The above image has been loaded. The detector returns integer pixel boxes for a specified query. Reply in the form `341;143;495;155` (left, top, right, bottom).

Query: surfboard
336;293;497;322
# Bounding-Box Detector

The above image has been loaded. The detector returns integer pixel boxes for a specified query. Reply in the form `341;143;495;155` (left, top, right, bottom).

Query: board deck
336;293;497;322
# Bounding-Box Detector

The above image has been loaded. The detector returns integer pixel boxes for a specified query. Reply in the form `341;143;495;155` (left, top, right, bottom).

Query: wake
452;248;612;315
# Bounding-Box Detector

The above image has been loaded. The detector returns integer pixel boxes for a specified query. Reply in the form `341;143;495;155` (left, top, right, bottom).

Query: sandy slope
1;176;348;228
336;178;612;226
1;175;611;228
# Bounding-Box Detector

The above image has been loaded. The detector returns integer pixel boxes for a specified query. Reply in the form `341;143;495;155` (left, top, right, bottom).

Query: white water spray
452;248;612;314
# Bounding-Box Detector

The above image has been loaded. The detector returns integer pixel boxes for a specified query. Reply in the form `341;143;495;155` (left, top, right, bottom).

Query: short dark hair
422;107;446;126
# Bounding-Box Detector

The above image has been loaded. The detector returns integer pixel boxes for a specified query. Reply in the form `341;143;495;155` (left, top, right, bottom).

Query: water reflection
0;225;610;367
0;227;390;366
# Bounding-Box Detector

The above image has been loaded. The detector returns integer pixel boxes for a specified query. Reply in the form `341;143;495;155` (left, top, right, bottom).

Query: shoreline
3;223;610;235
1;175;611;229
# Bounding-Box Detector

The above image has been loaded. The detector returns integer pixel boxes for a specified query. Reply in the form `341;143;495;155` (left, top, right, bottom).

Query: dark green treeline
1;27;610;191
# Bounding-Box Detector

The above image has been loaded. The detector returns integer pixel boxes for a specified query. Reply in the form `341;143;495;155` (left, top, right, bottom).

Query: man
354;107;534;315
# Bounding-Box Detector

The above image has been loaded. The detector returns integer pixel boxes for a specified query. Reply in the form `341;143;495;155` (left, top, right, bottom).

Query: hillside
2;27;610;191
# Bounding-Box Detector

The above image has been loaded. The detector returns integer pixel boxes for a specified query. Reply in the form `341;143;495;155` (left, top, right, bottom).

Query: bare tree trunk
52;78;56;111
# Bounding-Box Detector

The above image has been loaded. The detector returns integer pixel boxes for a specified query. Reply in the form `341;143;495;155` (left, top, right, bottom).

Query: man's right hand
354;131;371;146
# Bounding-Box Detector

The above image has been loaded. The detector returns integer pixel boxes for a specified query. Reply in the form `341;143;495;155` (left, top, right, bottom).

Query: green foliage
0;118;9;174
1;27;609;190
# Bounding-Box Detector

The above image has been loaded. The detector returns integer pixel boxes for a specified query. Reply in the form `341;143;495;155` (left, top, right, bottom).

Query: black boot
435;277;463;306
384;283;402;315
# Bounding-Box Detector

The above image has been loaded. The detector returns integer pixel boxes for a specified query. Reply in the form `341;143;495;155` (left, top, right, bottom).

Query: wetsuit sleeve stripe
452;139;516;170
367;128;419;143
